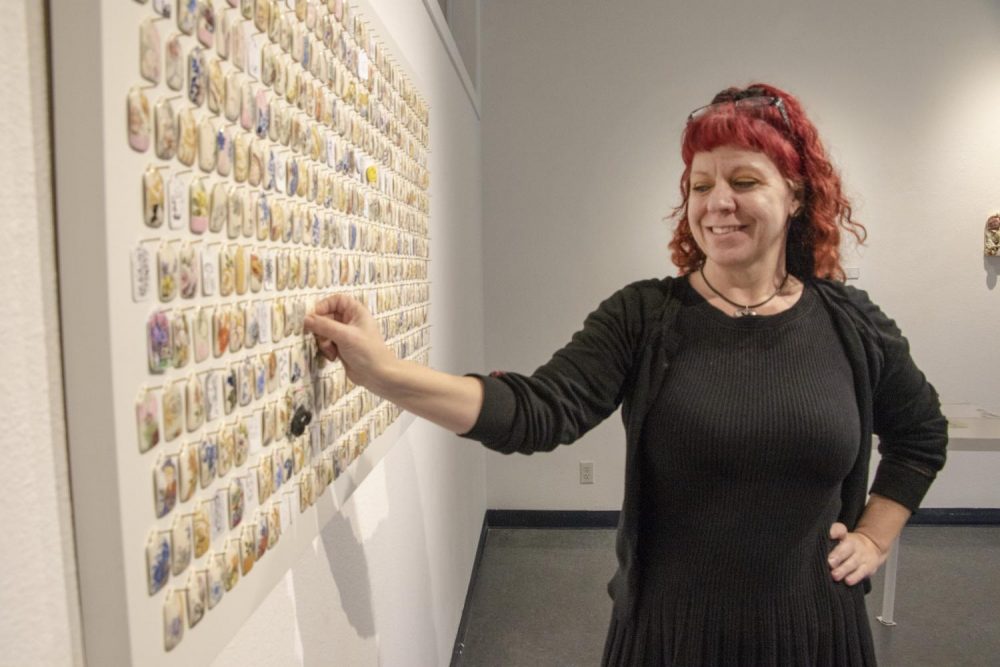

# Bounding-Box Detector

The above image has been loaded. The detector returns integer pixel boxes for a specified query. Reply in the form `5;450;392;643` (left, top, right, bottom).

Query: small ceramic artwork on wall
171;513;193;576
146;529;172;595
206;553;226;609
178;441;199;503
186;571;207;628
136;388;161;453
223;537;240;592
127;87;151;152
161;381;184;442
163;588;185;651
153;454;178;518
239;523;255;575
228;478;244;529
986;214;1000;256
192;504;211;558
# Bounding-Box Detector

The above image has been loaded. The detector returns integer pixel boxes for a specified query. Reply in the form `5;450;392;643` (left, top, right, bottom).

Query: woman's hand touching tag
304;293;483;434
304;293;396;391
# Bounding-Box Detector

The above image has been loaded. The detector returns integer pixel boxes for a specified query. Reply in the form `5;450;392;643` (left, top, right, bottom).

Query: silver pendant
734;307;757;317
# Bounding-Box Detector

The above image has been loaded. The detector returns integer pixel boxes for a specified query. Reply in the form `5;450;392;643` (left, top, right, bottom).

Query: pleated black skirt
601;534;878;667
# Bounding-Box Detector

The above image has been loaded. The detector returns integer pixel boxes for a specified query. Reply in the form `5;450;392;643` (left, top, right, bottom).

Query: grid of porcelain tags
125;0;430;651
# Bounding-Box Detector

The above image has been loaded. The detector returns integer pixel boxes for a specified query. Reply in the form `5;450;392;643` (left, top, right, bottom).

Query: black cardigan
461;276;948;622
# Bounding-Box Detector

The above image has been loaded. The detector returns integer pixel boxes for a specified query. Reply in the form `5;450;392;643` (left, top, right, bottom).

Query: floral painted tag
136;389;161;453
157;243;178;302
191;504;210;558
162;381;185;442
226;185;244;238
209;181;228;234
154;97;177;158
199;436;218;488
178;242;199;298
192;306;212;362
147;311;173;372
143;166;165;228
218;245;235;297
224;71;242;121
177;0;197;34
237;357;253;406
179;441;199;503
165;34;184;90
188;46;206;107
171;513;193;576
131;244;153;303
204;371;222;426
216;423;233;476
235;417;250;465
176;108;197;166
216;125;234;177
267;502;281;548
146;529;172;595
248;138;264;187
206;57;224;115
254;508;269;559
240;523;256;575
185;375;205;432
171;311;190;368
163;588;185;651
189;179;209;234
223;538;240;592
197;116;217;172
234;244;249;295
153;453;178;518
186;571;207;628
223;366;238;416
213;304;232;357
140;19;161;84
167;173;188;230
127;87;151;152
206;553;225;608
233;130;251;182
228;478;244;529
196;0;215;47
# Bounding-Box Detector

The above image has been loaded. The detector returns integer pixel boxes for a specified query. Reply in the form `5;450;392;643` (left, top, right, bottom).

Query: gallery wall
1;2;85;666
3;0;486;665
480;0;1000;511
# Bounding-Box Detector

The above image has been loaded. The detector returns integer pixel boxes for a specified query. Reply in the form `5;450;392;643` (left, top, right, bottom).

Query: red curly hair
669;83;866;281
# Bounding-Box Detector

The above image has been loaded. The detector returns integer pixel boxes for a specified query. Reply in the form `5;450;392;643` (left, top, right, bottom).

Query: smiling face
686;146;802;273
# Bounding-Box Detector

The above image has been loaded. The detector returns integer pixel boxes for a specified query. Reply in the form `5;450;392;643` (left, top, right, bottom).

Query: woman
304;83;948;666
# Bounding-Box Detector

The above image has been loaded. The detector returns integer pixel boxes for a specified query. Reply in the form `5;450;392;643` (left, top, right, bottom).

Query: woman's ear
788;180;805;217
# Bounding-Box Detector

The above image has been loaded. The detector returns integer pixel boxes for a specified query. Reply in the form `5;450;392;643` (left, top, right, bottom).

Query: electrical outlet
845;267;860;280
580;461;594;485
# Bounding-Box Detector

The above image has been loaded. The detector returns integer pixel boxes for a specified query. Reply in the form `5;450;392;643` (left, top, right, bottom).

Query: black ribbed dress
602;278;878;666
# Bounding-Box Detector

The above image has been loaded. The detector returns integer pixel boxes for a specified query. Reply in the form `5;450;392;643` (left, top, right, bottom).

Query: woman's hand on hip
304;293;396;390
827;522;888;586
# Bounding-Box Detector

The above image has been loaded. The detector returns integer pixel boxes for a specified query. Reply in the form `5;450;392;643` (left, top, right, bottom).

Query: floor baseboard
483;508;1000;528
909;507;1000;525
485;509;620;529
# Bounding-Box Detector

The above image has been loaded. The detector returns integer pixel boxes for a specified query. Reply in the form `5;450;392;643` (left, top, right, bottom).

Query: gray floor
455;526;1000;666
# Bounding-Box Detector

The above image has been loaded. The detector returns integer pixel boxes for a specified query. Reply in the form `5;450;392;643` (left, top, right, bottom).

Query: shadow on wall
293;436;441;667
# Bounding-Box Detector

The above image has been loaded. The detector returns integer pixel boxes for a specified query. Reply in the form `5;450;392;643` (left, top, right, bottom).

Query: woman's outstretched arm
304;294;483;434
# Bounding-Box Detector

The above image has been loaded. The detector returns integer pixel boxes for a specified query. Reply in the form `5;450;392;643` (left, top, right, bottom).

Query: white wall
480;0;1000;510
0;2;85;666
3;0;486;665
